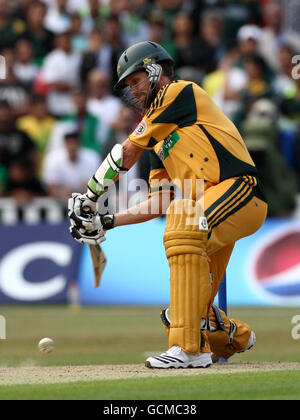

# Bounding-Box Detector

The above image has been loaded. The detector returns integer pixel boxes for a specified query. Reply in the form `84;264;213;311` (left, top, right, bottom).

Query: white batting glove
69;217;106;245
68;192;97;230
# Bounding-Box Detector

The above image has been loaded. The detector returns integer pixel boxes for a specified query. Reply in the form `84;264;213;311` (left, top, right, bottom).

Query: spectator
292;127;300;190
11;0;35;23
79;0;109;35
0;0;26;50
187;8;225;75
202;46;240;111
273;44;298;97
153;0;185;36
233;54;274;127
172;12;198;70
131;0;151;20
222;1;258;46
0;100;38;173
235;24;263;66
199;9;225;71
80;28;114;85
104;105;136;155
3;157;47;201
274;45;300;176
42;131;100;198
280;77;300;123
222;25;272;119
41;31;81;116
105;14;124;53
110;0;149;47
259;2;300;72
44;0;71;35
241;100;298;216
148;12;178;68
0;48;30;115
70;12;88;53
22;1;54;65
48;89;103;156
104;15;126;88
13;39;39;88
16;95;56;160
86;69;122;139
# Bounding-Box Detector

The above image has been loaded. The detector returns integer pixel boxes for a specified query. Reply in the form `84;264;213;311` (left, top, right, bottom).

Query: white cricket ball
38;337;55;354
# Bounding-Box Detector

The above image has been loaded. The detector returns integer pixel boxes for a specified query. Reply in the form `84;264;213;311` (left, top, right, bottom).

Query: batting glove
69;216;106;245
68;192;98;231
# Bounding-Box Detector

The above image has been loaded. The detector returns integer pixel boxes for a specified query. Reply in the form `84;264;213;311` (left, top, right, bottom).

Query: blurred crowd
0;0;300;217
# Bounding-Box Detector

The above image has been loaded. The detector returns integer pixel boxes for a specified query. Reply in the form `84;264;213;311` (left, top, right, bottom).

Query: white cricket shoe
145;345;212;369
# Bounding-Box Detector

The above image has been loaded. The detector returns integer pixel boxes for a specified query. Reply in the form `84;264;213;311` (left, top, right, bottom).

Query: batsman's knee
164;198;209;257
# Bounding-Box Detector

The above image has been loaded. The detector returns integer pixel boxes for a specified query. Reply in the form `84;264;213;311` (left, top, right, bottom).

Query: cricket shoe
145;345;212;369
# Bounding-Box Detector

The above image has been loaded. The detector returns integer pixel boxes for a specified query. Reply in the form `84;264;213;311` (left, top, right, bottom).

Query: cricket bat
89;244;106;288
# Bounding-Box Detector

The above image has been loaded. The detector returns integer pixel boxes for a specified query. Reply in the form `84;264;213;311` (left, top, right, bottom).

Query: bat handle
82;206;92;213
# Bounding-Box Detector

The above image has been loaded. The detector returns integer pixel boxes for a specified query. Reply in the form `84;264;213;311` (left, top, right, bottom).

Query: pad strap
211;304;226;332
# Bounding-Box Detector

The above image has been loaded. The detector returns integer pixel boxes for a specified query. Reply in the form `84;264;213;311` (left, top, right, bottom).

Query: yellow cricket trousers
204;175;268;307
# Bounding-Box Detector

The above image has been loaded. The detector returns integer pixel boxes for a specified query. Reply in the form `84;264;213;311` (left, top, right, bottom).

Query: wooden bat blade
89;244;107;288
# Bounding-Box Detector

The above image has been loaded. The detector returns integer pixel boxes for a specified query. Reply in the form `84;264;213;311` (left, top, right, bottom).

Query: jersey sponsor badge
133;120;147;137
199;217;209;231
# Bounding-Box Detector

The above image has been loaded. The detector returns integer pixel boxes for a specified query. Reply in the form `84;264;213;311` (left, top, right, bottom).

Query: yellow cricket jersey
128;79;258;200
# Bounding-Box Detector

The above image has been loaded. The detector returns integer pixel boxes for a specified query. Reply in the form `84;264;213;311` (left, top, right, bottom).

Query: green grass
0;305;300;400
0;370;299;400
0;305;299;367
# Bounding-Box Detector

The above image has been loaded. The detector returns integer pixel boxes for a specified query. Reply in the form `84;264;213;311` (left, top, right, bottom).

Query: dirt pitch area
1;362;300;386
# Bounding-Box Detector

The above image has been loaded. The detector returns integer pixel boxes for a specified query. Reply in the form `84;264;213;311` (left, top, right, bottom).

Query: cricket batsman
68;41;268;369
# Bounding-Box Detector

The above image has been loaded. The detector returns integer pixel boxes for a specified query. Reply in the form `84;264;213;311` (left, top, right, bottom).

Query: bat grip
82;206;92;214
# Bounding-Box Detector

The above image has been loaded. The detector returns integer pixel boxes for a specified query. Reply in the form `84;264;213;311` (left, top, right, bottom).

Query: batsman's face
125;71;151;108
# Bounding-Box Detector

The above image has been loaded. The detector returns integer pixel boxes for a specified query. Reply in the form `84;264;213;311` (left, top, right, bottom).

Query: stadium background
0;0;300;307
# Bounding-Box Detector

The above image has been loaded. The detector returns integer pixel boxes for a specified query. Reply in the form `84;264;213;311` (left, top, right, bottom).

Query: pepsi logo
249;223;300;301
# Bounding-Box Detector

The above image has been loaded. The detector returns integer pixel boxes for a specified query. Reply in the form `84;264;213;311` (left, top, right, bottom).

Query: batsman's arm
114;192;172;227
87;139;143;200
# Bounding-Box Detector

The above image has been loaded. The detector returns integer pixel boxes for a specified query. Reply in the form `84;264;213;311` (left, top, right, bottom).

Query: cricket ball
38;337;55;354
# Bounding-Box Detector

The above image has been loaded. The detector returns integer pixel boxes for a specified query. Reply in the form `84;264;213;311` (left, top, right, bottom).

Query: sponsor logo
0;242;72;302
133;120;147;137
117;64;121;77
158;131;180;161
143;57;152;66
249;223;300;302
199;217;209;231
